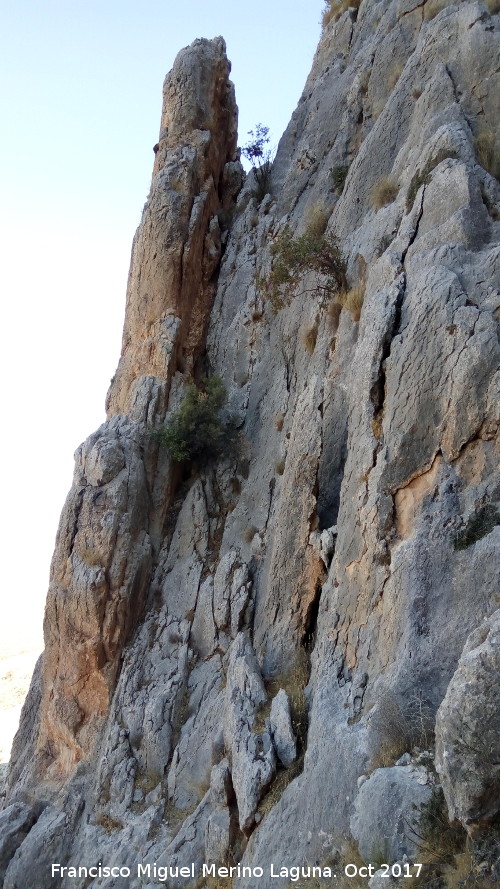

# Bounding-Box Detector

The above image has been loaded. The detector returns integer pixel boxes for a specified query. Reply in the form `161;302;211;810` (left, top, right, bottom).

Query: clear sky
0;0;323;655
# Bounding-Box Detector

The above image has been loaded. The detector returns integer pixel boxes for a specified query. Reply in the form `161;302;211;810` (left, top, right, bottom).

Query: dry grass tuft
264;648;310;752
371;100;386;121
328;299;342;332
274;412;285;431
475;126;500;181
305;203;329;237
322;0;362;28
369;691;434;770
424;0;451;19
338;284;365;322
242;525;258;544
95;813;123;832
371;176;399;209
302;324;318;354
387;63;403;92
257;756;304;818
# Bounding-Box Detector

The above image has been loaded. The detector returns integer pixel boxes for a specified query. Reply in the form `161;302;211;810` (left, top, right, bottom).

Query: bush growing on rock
258;223;347;312
157;375;234;464
241;123;274;202
331;164;349;194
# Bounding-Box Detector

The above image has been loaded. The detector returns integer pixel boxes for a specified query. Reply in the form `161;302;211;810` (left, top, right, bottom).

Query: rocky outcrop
351;764;434;862
5;36;240;798
2;3;500;887
435;609;500;834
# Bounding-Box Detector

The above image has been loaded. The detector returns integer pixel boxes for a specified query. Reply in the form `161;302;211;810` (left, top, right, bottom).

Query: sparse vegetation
387;63;403;92
406;148;458;212
242;525;258;544
258;221;347;312
275;412;285;431
302;324;318;354
338;284;365;322
369;692;434;769
241;123;274;202
475;126;500;181
405;793;500;889
256;649;311;819
371;176;399;209
331;164;350;194
95;813;123;832
328;298;342;332
424;0;451;20
453;503;500;551
275;459;286;476
265;648;310;753
372;100;386;122
485;0;500;12
322;0;362;28
157;375;235;465
305;202;330;237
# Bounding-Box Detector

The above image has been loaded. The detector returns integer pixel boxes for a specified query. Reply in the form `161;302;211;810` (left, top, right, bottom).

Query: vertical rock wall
2;4;500;887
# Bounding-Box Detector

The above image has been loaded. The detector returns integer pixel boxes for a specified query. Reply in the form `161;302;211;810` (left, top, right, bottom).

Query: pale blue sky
0;1;323;652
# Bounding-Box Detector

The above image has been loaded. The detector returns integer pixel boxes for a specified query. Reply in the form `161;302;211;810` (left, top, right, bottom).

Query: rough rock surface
270;690;297;768
351;764;434;862
435;609;500;833
2;4;500;886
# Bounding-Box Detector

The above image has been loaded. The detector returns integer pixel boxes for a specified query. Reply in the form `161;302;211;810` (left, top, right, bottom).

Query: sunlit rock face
2;6;500;886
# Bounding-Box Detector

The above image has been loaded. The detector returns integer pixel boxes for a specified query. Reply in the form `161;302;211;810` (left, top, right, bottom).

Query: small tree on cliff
158;375;234;465
241;123;273;201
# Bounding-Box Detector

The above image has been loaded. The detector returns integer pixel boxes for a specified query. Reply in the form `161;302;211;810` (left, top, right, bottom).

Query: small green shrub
331;165;349;194
406;148;458;212
371;176;399;209
157;375;234;464
453;503;500;551
258;225;347;312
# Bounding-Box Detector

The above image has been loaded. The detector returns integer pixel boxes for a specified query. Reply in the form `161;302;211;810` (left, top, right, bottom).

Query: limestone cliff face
2;5;500;887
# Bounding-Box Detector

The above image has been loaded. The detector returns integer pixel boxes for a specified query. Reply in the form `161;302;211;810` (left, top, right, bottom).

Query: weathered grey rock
0;803;40;882
435;609;500;833
350;765;434;862
3;806;71;889
3;4;500;887
270;690;297;768
224;634;276;830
